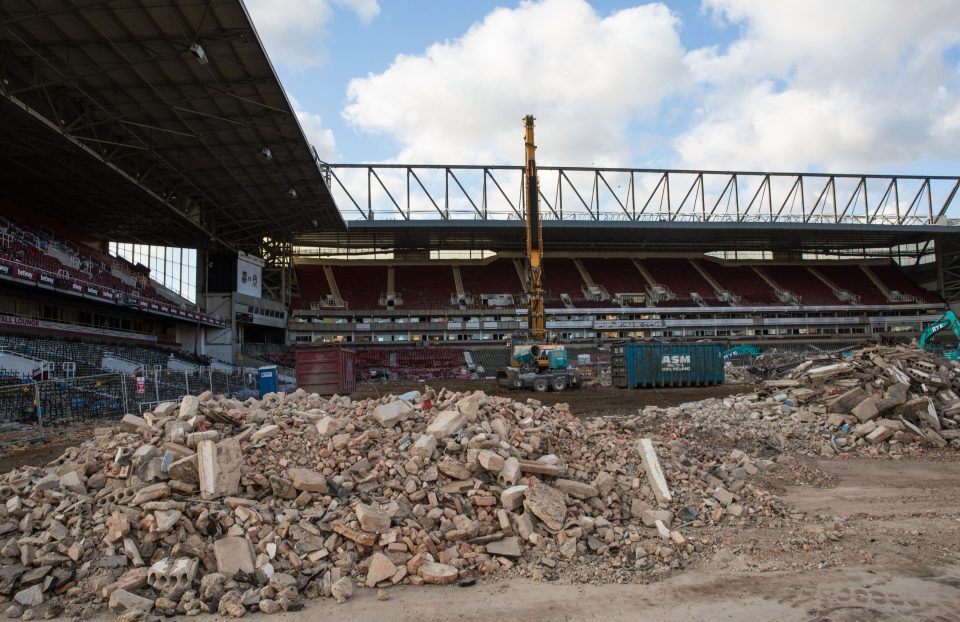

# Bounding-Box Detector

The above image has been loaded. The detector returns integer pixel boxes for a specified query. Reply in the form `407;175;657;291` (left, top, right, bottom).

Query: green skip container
612;342;725;389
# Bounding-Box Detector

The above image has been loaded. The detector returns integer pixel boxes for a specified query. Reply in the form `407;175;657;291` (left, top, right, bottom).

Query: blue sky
245;0;960;177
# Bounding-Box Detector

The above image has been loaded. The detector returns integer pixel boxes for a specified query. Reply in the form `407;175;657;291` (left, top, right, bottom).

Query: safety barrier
0;368;290;427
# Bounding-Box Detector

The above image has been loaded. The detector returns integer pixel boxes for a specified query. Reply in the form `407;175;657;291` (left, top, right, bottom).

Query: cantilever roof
0;0;342;250
293;219;960;254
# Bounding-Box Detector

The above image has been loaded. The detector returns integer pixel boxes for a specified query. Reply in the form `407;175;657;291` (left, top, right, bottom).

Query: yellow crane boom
523;114;545;341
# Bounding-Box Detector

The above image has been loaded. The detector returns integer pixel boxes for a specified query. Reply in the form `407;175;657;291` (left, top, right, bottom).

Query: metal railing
0;367;298;428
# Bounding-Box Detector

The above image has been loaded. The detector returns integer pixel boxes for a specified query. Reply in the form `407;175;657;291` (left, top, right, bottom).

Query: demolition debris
0;344;955;620
644;345;960;457
0;383;793;619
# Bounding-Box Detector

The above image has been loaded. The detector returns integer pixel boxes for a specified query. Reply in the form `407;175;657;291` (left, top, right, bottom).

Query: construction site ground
79;454;960;621
5;378;960;621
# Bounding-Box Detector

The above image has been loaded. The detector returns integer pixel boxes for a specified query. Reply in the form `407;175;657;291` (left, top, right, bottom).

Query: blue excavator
919;310;960;361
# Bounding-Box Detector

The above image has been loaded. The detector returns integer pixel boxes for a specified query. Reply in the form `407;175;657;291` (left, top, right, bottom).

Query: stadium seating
0;331;209;377
868;263;941;303
458;260;524;302
761;265;840;306
293;264;333;309
352;346;467;380
640;258;722;306
286;257;939;313
393;265;457;308
541;259;588;307
815;265;889;305
699;261;781;305
0;217;208;312
332;265;386;309
578;258;648;306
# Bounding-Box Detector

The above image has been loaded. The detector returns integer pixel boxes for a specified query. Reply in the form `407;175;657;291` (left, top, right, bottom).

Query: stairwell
752;266;798;304
633;259;673;303
574;259;608;301
574;259;595;287
513;259;528;293
452;266;465;297
383;266;399;307
451;265;468;306
323;266;343;306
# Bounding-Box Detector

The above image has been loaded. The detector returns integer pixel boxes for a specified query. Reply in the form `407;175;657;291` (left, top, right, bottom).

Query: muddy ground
6;380;960;620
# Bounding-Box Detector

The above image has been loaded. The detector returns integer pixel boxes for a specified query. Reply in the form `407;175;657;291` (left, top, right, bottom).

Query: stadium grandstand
2;0;960;396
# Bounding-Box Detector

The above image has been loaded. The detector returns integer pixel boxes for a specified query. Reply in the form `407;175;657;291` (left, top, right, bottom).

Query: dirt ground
8;380;960;621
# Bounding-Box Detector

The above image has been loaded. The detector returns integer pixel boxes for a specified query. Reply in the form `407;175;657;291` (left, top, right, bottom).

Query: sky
243;0;960;176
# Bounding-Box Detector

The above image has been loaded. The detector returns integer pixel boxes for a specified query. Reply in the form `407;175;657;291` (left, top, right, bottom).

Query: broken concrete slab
523;484;567;531
213;537;256;576
554;479;600;500
639;438;672;505
372;400;414;427
289;468;328;493
485;536;522;557
197;437;242;499
426;409;468;439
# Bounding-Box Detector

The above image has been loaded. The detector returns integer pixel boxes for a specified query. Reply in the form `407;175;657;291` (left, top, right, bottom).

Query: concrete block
639;438;672;505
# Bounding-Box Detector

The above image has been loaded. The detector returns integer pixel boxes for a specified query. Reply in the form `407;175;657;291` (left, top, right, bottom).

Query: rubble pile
638;345;960;457
0;387;786;619
751;349;808;373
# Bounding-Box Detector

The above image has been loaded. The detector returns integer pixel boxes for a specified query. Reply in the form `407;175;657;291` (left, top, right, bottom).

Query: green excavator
919;310;960;361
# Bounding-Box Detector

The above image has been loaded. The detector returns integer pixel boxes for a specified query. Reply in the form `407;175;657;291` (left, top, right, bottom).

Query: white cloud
289;95;337;161
676;0;960;170
245;0;381;71
332;0;379;24
343;0;687;166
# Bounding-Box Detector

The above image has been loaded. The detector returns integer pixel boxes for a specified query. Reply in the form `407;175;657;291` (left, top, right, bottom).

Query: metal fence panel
0;370;264;427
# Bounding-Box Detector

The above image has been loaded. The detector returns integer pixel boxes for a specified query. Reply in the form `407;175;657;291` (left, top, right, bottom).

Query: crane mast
523;115;546;341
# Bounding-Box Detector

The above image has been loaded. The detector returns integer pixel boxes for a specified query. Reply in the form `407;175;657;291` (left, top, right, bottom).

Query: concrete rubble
0;380;794;619
643;345;960;458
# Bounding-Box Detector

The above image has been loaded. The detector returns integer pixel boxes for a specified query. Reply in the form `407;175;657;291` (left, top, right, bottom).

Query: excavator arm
523;115;545;341
919;310;960;352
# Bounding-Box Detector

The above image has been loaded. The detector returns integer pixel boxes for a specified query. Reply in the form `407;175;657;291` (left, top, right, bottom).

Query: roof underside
0;0;342;250
295;220;960;254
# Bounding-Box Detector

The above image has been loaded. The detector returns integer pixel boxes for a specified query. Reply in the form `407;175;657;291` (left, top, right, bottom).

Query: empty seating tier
332;265;386;309
815;265;889;305
762;265;839;306
394;265;456;308
699;261;781;305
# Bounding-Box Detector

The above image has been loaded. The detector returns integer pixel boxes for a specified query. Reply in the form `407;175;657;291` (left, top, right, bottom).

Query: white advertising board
237;252;264;298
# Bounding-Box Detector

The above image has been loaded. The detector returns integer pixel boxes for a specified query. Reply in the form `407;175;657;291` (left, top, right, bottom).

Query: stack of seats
353;346;466;380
